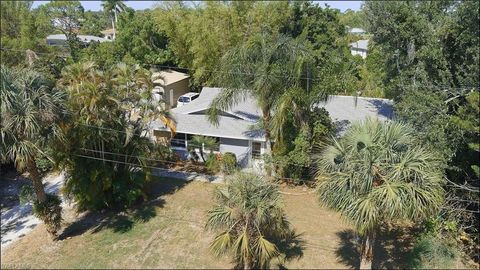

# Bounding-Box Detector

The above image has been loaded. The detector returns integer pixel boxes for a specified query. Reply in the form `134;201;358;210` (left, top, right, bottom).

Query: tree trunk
27;159;46;203
359;233;374;269
111;18;116;40
262;108;272;178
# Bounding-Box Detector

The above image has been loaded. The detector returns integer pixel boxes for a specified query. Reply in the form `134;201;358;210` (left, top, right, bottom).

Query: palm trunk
262;108;272;177
111;18;116;40
27;159;46;203
359;232;374;269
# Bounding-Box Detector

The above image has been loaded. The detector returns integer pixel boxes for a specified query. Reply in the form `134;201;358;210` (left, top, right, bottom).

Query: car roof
180;92;199;98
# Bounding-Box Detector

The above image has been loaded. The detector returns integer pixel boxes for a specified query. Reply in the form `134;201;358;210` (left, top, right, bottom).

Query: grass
3;177;468;269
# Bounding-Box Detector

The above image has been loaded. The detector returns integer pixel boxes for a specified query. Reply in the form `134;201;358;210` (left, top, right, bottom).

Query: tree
206;172;293;269
102;0;126;39
208;33;315;156
42;1;85;61
0;66;64;237
55;62;175;209
316;119;444;269
188;135;219;162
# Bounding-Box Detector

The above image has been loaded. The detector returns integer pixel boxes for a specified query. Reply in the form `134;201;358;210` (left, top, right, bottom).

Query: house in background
350;39;369;59
151;70;190;109
347;27;367;35
150;87;393;170
101;28;115;40
46;34;110;46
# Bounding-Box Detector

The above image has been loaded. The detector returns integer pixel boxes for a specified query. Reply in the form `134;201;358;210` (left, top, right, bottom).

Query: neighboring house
101;28;115;40
347;27;367;35
150;87;393;169
151;70;190;109
350;39;369;59
46;34;110;46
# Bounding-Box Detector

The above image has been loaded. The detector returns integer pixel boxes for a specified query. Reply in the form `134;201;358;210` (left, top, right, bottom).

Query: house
150;87;393;169
101;28;115;40
347;27;367;35
46;34;110;46
350;39;369;59
151;70;191;109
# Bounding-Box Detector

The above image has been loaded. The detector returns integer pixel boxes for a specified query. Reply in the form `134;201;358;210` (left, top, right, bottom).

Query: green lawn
1;177;444;269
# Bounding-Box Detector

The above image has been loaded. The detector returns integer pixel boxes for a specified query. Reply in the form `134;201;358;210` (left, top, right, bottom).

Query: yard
0;177;452;269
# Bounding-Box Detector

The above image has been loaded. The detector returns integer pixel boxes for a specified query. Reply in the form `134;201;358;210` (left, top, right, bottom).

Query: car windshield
178;96;190;103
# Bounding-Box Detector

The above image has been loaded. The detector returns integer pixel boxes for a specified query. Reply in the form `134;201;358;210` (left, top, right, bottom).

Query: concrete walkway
1;173;65;251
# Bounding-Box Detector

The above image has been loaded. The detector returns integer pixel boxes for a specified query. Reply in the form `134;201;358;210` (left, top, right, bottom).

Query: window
178;96;190;103
171;133;186;148
252;142;262;159
191;94;199;101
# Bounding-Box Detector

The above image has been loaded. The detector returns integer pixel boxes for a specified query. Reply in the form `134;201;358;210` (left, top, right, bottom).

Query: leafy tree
339;9;367;29
41;1;85;61
316;119;444;269
81;11;110;36
55;62;174;209
0;66;65;237
206;172;293;269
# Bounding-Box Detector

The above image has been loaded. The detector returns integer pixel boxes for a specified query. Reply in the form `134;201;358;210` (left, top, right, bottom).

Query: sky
32;1;363;12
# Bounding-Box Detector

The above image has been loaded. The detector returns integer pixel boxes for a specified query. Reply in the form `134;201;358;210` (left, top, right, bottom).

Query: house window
252;142;262;159
171;133;186;148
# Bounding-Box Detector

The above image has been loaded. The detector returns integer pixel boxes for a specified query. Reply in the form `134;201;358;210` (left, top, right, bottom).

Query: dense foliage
54;62;172;210
365;0;480;257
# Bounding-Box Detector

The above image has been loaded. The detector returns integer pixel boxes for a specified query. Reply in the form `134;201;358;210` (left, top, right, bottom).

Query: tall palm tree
316;118;444;269
0;66;64;236
102;0;126;39
208;33;326;161
188;135;219;162
206;172;293;269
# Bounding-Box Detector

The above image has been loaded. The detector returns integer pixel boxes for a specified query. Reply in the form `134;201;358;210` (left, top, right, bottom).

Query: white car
177;92;200;107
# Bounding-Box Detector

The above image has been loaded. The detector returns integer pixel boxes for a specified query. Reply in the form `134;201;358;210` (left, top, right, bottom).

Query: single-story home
151;70;190;109
46;34;110;46
347;27;367;35
350;39;369;59
150;87;393;169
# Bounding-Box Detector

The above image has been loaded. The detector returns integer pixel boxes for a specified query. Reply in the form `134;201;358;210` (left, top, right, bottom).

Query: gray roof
350;39;369;51
348;27;367;34
46;34;110;43
151;87;393;141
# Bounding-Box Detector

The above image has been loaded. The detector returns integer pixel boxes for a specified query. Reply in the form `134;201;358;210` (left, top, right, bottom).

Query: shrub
221;152;237;174
35;156;53;173
206;153;221;173
19;185;36;205
408;234;460;269
32;194;63;237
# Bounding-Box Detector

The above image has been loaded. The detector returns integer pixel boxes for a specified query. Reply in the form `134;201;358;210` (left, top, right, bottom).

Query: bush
408;234;460;269
35;156;53;173
32;194;63;237
206;153;221;173
19;185;36;205
221;152;237;174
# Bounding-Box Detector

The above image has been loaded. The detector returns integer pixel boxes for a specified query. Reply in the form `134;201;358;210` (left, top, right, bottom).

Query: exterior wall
351;48;367;59
157;79;189;108
219;138;251;168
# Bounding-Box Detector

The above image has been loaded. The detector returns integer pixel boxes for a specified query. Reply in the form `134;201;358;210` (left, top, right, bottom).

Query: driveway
1;173;65;251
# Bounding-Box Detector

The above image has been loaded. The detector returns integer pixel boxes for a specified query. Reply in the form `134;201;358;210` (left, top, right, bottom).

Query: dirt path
1;173;65;251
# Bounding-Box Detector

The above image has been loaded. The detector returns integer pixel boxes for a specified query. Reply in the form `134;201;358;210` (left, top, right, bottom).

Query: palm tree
208;33;327;172
0;66;64;237
316;118;444;269
188;135;219;162
102;0;126;39
206;172;293;269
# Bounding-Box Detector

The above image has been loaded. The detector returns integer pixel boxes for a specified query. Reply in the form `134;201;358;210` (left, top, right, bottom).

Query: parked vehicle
177;92;200;107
